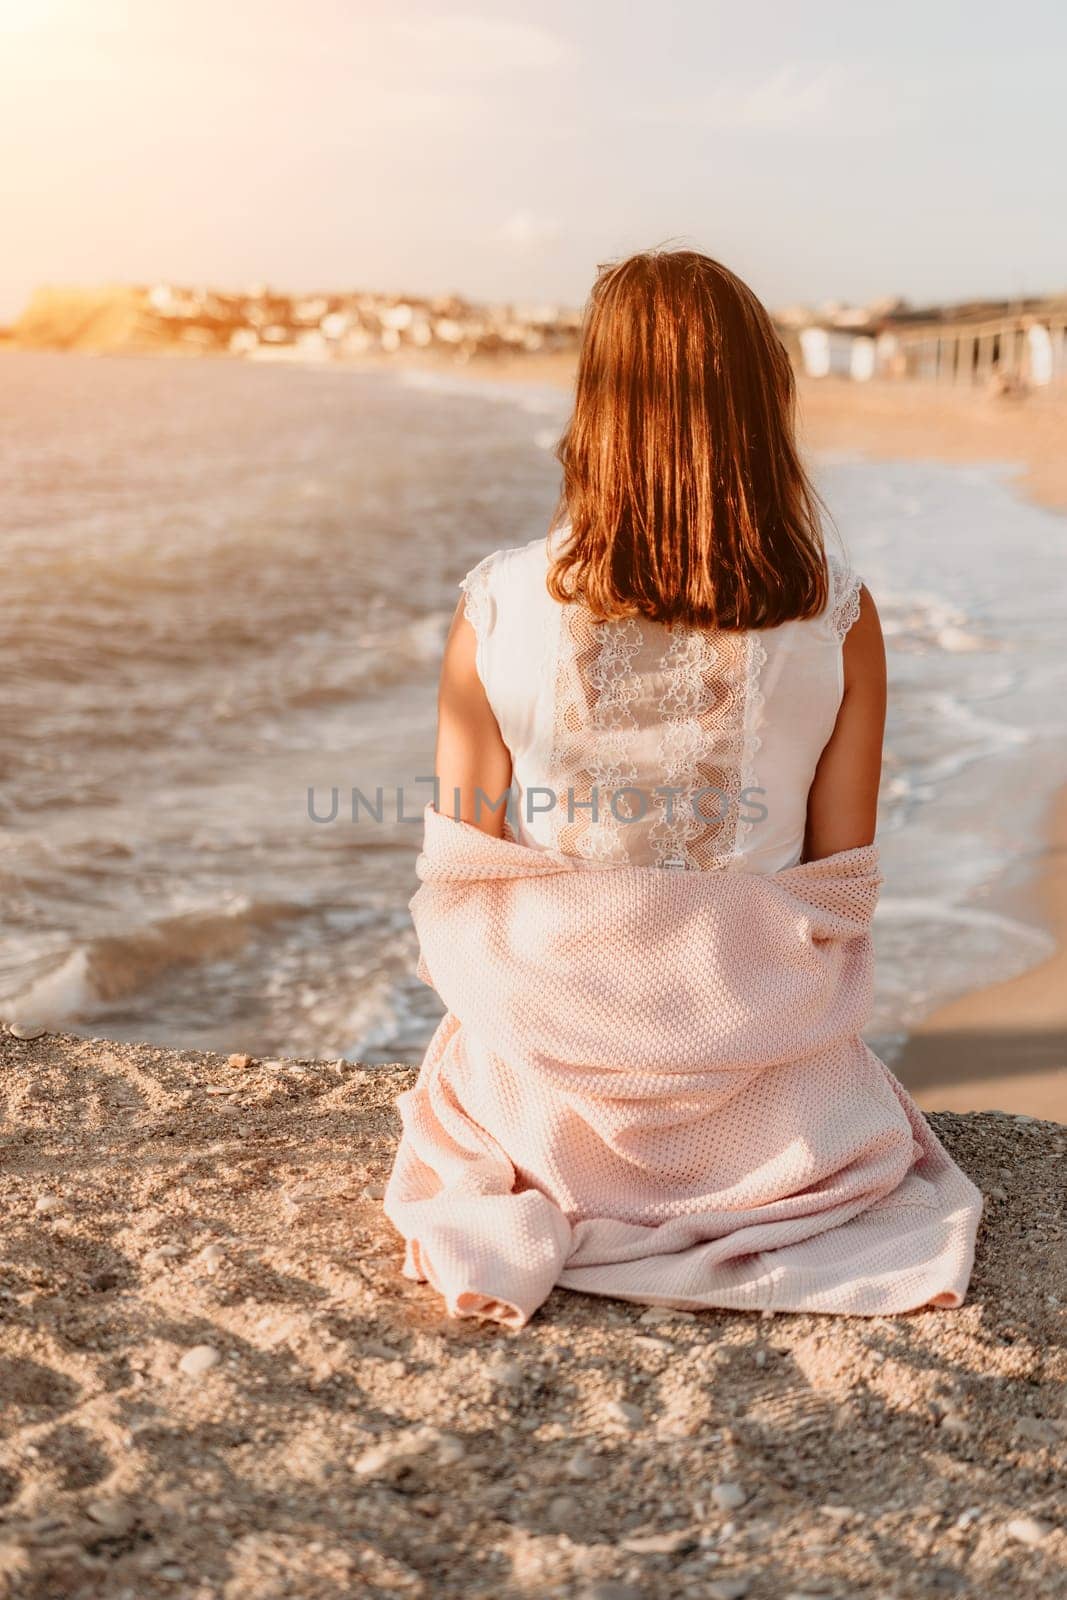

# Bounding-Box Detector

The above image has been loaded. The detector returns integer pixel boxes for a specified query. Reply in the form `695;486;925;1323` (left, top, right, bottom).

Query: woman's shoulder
457;535;551;640
823;548;865;642
460;533;549;585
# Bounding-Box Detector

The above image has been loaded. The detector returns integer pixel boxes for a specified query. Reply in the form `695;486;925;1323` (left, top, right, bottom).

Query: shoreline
7;340;1066;518
896;784;1067;1121
5;343;1064;1120
379;347;1067;521
798;378;1066;1121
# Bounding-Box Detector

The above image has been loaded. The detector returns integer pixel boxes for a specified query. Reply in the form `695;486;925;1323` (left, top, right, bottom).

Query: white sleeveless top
458;527;863;874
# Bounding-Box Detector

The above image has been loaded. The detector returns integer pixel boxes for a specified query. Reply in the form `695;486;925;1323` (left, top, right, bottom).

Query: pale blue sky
3;0;1064;319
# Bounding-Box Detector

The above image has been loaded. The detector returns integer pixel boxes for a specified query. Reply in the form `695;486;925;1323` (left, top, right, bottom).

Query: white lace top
458;527;863;874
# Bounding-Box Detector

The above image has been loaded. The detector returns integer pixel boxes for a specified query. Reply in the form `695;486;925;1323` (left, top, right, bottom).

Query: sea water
1;352;1064;1066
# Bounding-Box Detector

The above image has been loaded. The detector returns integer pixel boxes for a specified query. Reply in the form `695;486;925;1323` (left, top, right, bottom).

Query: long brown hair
547;247;829;630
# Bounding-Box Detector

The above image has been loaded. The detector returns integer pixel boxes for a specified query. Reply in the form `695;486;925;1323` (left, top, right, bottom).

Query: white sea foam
395;364;568;418
875;896;1055;950
820;452;1067;1038
1;948;94;1029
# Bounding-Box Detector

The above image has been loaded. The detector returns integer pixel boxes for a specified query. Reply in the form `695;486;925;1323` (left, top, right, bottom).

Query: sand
1;1028;1064;1600
795;375;1067;519
897;787;1067;1121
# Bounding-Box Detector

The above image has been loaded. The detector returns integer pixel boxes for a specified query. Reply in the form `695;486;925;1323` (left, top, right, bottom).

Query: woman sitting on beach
383;248;982;1328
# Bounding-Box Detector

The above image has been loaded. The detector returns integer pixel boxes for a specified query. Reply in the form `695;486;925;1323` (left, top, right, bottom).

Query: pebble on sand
352;1426;451;1481
144;1244;182;1267
484;1357;523;1389
227;1053;253;1069
178;1345;222;1378
34;1194;62;1215
632;1335;671;1352
620;1527;698;1555
711;1482;748;1512
602;1399;645;1428
85;1501;135;1533
1005;1515;1055;1547
7;1022;48;1040
707;1579;752;1600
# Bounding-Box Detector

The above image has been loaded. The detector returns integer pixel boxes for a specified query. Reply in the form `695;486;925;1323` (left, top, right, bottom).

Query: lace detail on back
545;604;765;869
545;606;643;862
734;633;767;855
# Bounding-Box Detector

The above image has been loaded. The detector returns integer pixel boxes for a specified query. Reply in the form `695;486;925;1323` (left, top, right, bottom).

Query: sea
2;350;1065;1068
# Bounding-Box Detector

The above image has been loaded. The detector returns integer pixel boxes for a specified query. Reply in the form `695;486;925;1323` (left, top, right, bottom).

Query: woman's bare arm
803;585;887;861
433;599;513;837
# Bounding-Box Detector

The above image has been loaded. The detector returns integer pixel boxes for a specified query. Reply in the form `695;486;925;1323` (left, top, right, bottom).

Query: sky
2;0;1065;321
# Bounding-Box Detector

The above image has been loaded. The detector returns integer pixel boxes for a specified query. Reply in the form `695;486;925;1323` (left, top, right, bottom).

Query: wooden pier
788;296;1067;387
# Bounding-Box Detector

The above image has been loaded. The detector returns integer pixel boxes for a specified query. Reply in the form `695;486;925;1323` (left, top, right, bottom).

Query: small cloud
498;211;562;249
726;63;840;130
394;16;571;75
635;62;909;135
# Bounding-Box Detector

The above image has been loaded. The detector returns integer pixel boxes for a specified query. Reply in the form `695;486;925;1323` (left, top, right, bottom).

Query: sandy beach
0;1028;1064;1599
1;352;1063;1595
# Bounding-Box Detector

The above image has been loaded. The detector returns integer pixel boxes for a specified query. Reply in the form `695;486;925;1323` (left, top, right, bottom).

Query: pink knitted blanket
383;804;982;1328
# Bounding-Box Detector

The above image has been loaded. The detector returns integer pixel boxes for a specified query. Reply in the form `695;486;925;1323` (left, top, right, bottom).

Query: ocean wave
394;365;569;417
878;589;999;655
0;900;302;1028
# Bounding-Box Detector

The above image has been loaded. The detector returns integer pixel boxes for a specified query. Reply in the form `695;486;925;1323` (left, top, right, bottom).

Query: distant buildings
153;281;1066;388
135;283;584;364
11;279;1067;391
781;295;1067;387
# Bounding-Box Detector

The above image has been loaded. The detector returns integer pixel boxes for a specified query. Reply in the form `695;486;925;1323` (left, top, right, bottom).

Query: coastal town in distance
6;278;1067;389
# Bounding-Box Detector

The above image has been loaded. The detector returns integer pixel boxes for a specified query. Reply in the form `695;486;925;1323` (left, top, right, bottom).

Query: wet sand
795;375;1067;518
0;1028;1064;1599
896;787;1067;1121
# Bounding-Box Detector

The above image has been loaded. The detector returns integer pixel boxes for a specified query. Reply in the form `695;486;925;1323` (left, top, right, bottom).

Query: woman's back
383;250;980;1331
459;527;863;874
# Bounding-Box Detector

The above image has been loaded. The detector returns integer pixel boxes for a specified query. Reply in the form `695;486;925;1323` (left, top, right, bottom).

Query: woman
384;249;981;1328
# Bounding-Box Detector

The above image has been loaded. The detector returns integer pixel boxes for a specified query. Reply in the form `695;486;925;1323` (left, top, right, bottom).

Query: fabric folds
382;804;982;1328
